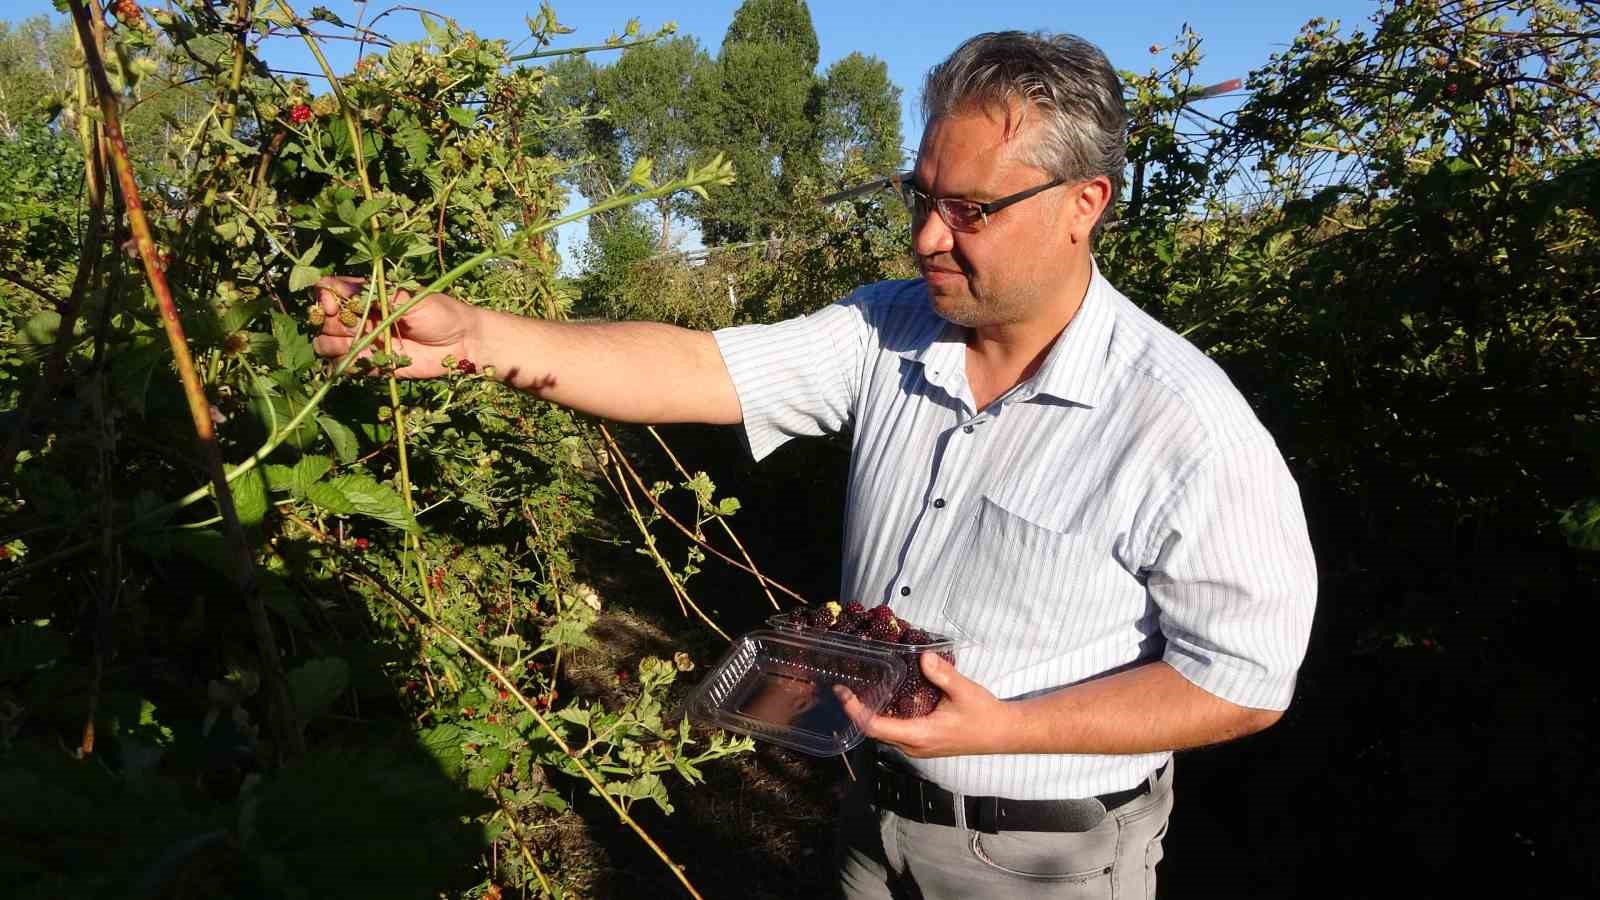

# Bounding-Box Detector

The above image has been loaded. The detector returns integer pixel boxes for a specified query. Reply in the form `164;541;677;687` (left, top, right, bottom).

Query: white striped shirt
712;265;1317;800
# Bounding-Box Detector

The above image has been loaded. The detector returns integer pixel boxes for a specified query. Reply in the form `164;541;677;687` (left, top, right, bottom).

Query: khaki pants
838;760;1174;900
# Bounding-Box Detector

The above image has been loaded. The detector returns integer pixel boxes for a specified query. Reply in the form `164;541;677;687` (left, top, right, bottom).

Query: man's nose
911;209;954;258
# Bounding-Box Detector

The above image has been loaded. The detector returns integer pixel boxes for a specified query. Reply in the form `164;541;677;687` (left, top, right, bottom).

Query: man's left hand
836;652;1019;758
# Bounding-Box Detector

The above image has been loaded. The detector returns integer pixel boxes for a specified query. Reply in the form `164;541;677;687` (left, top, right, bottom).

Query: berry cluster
773;601;951;719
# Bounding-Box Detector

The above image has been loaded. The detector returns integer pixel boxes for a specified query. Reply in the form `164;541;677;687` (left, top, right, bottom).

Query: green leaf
420;723;467;776
289;264;325;293
348;196;390;229
628;156;653;188
1559;498;1600;551
292;455;335;496
271;313;315;372
287;657;349;720
487;634;526;651
264;463;296;492
317;416;360;463
305;473;419;533
466;748;511;791
446;106;476;128
231;463;271;528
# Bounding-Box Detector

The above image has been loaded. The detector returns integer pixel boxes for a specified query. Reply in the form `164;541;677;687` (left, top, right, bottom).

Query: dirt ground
541;425;1599;899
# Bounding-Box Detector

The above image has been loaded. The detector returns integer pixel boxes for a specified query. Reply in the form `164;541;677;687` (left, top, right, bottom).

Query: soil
539;424;1600;899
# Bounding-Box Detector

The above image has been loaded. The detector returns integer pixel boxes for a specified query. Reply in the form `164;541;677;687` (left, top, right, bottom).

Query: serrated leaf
264;464;296;492
270;313;314;372
466;748;511;791
292;455;334;496
287;657;348;720
305;473;419;533
231;464;270;528
487;634;526;651
628;156;653;188
420;723;467;777
533;789;568;813
555;705;590;727
350;196;390;229
317;416;360;463
446;106;475;128
289;264;325;293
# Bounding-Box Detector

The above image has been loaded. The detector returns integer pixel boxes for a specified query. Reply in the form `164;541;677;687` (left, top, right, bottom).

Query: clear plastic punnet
685;611;962;757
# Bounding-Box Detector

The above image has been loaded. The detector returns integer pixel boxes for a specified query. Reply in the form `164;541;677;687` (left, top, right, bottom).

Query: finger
313;275;364;314
312;334;355;359
834;684;919;746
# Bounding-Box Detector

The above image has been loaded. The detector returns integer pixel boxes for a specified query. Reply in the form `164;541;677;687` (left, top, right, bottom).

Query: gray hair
922;31;1128;233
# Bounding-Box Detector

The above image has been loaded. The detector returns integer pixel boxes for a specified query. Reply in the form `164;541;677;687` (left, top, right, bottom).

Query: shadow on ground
558;423;1600;899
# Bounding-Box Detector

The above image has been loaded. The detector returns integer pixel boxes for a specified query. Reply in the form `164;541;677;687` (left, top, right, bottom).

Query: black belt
872;757;1168;834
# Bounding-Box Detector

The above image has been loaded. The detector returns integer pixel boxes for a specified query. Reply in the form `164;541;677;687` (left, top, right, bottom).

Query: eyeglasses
896;175;1067;234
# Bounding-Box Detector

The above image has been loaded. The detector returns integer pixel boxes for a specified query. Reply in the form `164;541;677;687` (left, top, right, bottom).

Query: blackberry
842;600;867;621
899;628;932;646
894;681;941;718
805;606;836;631
867;616;901;643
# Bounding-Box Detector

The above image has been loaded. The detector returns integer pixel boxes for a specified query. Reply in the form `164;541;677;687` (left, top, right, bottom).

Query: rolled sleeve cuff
1162;638;1299;711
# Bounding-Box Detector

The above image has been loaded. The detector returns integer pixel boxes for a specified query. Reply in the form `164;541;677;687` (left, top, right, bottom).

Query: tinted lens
901;186;933;221
939;200;985;232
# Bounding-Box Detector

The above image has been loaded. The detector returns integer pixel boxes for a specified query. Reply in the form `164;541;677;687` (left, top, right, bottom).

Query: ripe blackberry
867;604;896;624
842;600;867;621
894;681;941;718
867;616;901;643
805;606;836;631
899;628;931;646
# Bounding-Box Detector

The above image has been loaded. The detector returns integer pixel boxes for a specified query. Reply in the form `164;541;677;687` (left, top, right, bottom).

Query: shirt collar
896;261;1117;409
1023;261;1116;408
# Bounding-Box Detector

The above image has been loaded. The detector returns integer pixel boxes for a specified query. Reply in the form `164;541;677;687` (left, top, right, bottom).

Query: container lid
685;629;907;757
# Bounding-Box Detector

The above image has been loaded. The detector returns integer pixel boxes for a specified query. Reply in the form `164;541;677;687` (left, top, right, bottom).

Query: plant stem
65;0;304;759
645;425;784;610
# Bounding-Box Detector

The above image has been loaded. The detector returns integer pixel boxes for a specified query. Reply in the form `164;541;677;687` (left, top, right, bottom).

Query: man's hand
310;275;478;379
837;652;1020;758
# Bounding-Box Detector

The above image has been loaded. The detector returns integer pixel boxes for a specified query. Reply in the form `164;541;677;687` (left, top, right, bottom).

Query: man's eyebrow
904;175;985;202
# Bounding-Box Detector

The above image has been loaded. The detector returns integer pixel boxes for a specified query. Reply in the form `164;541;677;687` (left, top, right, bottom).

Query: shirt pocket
939;496;1112;665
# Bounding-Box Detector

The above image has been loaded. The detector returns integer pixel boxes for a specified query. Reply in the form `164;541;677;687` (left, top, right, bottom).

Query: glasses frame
896;174;1067;234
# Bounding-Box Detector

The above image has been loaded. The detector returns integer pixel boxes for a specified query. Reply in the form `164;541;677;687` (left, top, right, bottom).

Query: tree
599;36;715;248
818;51;903;179
0;16;74;140
699;0;823;243
540;54;624;206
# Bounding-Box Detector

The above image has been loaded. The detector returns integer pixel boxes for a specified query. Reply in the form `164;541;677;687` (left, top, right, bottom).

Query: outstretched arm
311;276;742;425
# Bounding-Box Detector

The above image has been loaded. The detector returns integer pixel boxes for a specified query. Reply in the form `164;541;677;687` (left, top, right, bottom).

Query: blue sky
10;0;1382;264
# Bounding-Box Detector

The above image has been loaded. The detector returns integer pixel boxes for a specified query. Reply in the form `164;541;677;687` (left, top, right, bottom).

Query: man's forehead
914;104;1042;192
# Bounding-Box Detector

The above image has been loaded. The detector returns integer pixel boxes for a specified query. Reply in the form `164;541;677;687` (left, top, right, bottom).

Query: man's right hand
305;274;742;425
310;275;478;379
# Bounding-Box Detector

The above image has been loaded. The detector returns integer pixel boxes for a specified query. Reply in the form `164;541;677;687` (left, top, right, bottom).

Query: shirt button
963;425;974;434
900;586;911;597
933;498;946;509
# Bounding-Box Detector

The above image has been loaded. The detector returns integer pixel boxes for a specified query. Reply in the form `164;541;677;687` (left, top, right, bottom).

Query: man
313;31;1316;899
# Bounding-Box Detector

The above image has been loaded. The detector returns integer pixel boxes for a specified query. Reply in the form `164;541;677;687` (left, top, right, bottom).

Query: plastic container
685;617;960;757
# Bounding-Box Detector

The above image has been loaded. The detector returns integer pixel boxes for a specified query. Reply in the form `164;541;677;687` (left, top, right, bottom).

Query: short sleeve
1145;436;1318;711
712;293;873;461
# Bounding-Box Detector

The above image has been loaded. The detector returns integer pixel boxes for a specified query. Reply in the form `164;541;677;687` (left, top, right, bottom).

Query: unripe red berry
290;104;313;124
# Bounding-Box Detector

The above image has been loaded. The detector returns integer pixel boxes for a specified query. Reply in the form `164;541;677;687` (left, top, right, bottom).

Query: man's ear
1066;176;1113;244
